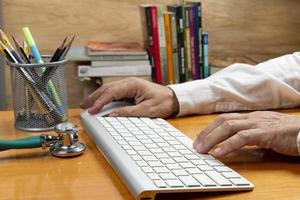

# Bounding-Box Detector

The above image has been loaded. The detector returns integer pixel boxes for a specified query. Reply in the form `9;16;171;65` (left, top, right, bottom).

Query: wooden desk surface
1;109;300;200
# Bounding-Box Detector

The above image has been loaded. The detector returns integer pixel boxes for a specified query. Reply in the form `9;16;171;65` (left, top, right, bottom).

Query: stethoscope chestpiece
50;122;86;157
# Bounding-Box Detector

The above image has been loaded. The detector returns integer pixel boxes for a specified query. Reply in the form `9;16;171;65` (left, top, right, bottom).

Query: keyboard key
179;162;195;169
160;158;175;164
205;159;224;167
185;154;200;160
155;153;170;159
157;142;170;148
154;167;170;173
230;178;250;186
173;144;187;150
138;150;152;156
150;148;164;154
154;180;167;188
168;140;180;145
126;150;137;155
136;161;148;167
162;147;176;152
132;146;147;151
167;152;181;157
122;145;132;150
148;173;160;180
148;161;164;167
132;155;142;161
194;174;216;186
198;165;214;171
214;166;232;172
142;167;154;173
186;168;203;174
143;155;158;161
166;179;184;188
205;171;232;186
160;173;177;180
173;169;189;176
179;176;200;187
166;163;182;170
173;157;189;163
144;143;159;149
222;172;240;179
190;159;206;165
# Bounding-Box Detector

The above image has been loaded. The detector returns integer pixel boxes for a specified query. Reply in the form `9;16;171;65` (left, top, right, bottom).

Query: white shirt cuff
297;131;300;156
168;80;216;116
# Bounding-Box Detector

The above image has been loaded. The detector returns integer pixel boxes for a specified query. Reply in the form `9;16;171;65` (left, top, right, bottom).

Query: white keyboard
81;115;253;200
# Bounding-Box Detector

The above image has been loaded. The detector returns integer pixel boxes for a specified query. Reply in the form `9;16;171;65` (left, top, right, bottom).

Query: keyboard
81;114;254;200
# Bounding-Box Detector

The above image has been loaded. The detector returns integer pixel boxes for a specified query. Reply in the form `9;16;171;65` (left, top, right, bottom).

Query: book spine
150;6;162;84
202;32;210;78
189;5;197;80
167;5;186;83
164;12;174;85
157;5;168;85
170;13;179;84
197;2;203;79
184;6;192;81
140;5;156;82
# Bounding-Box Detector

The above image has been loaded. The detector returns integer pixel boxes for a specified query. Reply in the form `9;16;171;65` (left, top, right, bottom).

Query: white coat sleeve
168;52;300;116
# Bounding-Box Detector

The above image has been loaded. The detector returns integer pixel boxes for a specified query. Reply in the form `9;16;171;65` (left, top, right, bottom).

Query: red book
150;6;162;84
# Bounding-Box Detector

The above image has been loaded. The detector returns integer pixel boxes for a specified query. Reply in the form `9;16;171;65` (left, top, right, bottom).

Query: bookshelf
2;0;300;110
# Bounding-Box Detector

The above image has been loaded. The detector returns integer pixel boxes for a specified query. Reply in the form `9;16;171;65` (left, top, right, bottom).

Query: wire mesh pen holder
8;57;68;131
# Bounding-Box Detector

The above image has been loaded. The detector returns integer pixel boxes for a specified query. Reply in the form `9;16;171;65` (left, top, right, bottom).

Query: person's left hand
193;111;300;156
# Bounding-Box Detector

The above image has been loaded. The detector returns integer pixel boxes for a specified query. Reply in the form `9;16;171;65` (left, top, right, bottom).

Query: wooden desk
1;109;300;200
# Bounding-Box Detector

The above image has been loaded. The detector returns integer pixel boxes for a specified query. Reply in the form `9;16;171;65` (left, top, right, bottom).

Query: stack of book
140;1;210;85
78;41;152;82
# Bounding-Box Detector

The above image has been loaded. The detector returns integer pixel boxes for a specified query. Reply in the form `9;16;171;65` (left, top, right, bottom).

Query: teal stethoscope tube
0;136;42;151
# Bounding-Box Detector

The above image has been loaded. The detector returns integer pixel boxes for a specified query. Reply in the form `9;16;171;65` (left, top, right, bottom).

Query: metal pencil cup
8;57;68;131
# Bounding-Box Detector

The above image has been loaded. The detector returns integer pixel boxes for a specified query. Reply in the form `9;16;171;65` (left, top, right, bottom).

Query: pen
23;27;66;119
0;29;24;63
41;36;73;87
12;35;31;64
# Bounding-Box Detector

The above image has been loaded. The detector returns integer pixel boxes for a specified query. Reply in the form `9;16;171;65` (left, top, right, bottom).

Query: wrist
167;87;179;116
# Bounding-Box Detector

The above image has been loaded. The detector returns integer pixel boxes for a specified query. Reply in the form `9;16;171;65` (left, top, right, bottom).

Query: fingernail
109;112;119;117
214;147;223;156
195;143;204;152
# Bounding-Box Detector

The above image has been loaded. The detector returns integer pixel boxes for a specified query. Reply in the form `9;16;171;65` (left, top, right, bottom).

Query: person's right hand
80;77;179;118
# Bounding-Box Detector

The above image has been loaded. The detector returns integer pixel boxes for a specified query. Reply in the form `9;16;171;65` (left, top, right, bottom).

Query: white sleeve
168;52;300;116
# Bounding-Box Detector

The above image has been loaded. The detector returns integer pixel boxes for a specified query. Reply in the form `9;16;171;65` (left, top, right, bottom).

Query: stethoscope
0;122;86;157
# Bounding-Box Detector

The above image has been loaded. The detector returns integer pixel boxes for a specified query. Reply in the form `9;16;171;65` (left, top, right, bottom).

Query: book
170;12;180;84
87;41;147;56
67;46;148;61
149;6;163;84
95;76;151;86
140;5;156;82
167;4;186;83
78;65;152;77
164;12;174;84
188;4;200;80
157;5;168;85
184;5;192;81
91;60;150;67
187;1;203;79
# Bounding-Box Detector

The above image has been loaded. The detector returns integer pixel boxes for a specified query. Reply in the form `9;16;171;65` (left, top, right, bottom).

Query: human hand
193;111;300;156
80;77;179;118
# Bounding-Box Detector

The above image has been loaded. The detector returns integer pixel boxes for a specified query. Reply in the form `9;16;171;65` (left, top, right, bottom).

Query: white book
91;60;150;67
78;65;152;77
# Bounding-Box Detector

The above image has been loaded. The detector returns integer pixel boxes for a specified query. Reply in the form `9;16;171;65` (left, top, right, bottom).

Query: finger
214;129;257;157
194;119;254;153
109;102;149;117
87;82;136;114
193;113;248;148
80;82;115;108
